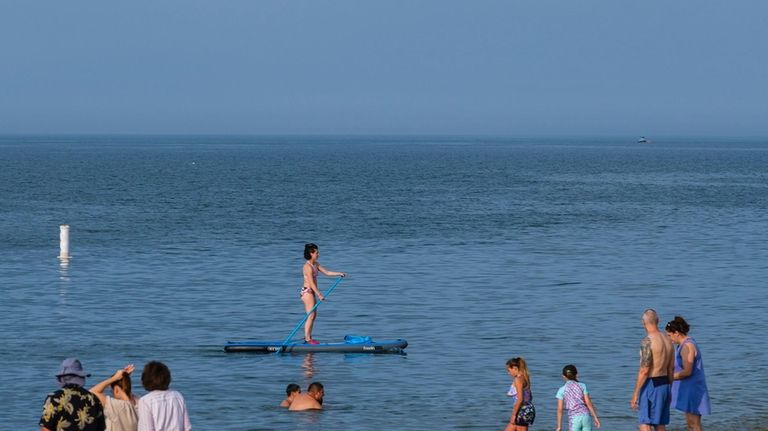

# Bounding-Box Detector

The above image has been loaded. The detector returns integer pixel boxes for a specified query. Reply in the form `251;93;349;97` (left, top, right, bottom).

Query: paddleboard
224;337;407;354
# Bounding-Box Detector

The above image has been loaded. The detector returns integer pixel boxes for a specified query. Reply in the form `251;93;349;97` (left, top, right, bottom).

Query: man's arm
630;337;652;409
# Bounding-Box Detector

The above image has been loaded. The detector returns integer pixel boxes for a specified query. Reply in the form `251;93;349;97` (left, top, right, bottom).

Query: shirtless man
630;309;675;431
288;382;324;411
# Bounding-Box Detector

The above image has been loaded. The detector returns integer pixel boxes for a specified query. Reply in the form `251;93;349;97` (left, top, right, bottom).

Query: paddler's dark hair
304;243;318;260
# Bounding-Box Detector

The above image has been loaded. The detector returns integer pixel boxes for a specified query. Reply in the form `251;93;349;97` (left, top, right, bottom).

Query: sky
1;1;766;136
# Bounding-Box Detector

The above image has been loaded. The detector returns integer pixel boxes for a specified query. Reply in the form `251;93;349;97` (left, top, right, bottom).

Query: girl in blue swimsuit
301;243;346;344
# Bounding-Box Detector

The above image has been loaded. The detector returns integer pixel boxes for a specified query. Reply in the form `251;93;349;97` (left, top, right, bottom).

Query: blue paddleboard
224;336;407;354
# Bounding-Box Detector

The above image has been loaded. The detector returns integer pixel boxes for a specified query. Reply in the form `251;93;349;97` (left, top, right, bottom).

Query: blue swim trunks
638;376;671;426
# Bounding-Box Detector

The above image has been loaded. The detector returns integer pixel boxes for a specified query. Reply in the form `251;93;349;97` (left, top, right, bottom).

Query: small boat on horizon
638;136;650;144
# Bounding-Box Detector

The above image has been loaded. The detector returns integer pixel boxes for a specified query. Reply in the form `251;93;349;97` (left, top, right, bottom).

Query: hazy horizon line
2;132;767;140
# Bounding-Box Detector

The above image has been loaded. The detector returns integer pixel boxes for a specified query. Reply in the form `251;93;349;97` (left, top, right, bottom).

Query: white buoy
59;224;70;259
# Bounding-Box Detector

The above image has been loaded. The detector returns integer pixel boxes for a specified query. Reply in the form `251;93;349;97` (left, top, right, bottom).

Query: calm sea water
1;135;767;430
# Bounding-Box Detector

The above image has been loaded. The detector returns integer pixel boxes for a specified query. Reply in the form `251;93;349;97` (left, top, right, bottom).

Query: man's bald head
642;309;659;324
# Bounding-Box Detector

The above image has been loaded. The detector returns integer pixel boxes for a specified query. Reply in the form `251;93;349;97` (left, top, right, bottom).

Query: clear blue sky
1;1;766;136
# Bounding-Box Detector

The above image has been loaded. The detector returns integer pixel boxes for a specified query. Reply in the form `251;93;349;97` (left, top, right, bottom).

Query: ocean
1;135;766;430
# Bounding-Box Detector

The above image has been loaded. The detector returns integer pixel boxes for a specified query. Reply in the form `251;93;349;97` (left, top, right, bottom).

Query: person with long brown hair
89;364;139;431
505;357;535;431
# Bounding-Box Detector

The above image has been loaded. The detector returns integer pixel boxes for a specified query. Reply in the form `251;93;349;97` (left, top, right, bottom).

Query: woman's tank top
506;380;532;403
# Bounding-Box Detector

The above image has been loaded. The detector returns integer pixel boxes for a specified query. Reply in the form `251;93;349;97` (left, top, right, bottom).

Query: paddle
275;276;344;355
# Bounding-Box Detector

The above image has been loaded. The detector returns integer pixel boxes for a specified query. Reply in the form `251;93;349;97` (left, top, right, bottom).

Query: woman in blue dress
665;316;711;431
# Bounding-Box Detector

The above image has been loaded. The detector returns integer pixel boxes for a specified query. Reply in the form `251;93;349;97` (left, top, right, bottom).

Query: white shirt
137;390;191;431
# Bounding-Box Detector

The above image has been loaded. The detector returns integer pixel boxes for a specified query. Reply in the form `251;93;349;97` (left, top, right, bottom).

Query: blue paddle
275;276;344;355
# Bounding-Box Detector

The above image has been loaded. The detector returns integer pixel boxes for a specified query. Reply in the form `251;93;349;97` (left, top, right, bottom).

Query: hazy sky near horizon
1;1;766;136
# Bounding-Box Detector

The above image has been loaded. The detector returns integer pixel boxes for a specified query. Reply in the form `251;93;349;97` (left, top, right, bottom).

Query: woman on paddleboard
301;243;346;344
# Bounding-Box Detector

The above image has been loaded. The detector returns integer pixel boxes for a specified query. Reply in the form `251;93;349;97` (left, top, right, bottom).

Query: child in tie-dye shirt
555;365;601;431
